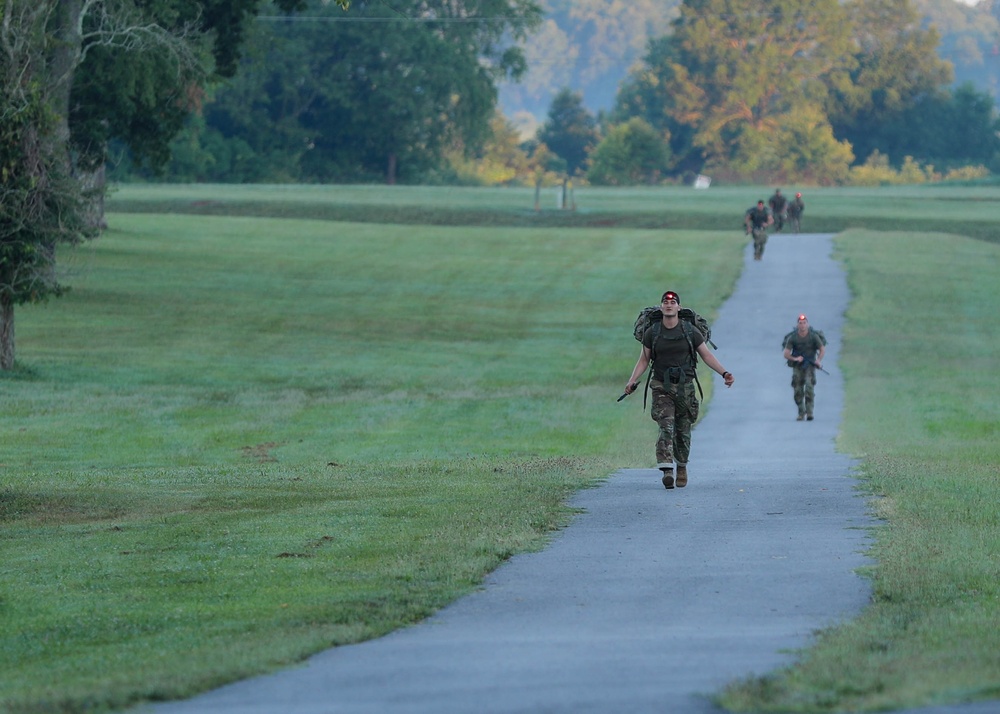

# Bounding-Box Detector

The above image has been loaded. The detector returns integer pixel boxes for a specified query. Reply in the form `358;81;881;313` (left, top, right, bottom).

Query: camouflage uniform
768;190;787;231
643;322;704;466
783;328;825;419
745;204;771;260
786;195;805;233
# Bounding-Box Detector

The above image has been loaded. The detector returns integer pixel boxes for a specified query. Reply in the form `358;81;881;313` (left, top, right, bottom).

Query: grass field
719;228;1000;712
2;184;999;713
108;183;1000;242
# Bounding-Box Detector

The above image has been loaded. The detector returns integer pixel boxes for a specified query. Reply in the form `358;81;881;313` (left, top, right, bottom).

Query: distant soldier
768;189;787;232
744;200;773;261
786;192;805;233
782;314;827;421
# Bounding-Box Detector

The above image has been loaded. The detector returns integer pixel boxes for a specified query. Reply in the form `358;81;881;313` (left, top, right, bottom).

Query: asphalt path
138;233;997;714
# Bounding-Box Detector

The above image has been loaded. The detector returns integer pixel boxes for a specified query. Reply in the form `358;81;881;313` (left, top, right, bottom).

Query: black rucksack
631;305;717;404
781;326;827;349
782;326;827;367
633;306;716;350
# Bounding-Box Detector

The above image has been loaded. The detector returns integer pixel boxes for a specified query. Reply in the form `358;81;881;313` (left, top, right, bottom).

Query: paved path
139;233;995;714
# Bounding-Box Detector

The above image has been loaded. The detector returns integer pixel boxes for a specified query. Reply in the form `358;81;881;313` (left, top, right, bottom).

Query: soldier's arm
697;343;734;387
625;345;652;393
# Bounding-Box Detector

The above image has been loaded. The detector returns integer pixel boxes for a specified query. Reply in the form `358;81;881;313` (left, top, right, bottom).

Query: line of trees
115;0;999;188
601;0;1000;184
501;0;1000;187
497;0;1000;134
114;0;542;184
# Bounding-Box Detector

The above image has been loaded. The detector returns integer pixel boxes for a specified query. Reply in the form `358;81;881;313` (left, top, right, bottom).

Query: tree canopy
609;0;993;183
659;0;855;179
825;0;954;166
1;32;95;368
587;118;670;186
499;0;999;132
61;0;346;174
122;0;542;183
536;88;599;177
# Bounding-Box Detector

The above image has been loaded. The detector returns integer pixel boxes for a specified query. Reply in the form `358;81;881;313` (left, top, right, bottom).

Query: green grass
107;183;1000;243
1;209;742;713
717;230;1000;712
5;184;1000;713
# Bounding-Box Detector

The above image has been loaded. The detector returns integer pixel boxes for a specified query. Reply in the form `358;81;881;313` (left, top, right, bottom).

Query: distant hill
499;0;1000;135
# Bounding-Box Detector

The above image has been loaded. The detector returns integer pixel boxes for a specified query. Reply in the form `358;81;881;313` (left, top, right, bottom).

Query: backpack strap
679;320;704;400
643;322;661;409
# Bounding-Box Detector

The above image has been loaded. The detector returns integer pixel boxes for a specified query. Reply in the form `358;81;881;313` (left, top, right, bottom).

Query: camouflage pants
650;378;700;465
752;227;768;259
790;366;817;416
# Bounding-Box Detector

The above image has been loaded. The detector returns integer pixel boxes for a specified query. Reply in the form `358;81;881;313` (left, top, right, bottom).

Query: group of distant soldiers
740;190;825;423
620;188;826;492
743;188;805;260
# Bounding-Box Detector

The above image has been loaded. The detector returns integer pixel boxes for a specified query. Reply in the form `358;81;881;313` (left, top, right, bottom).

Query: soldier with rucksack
622;290;734;490
768;188;787;231
744;200;773;261
786;192;805;233
782;314;827;421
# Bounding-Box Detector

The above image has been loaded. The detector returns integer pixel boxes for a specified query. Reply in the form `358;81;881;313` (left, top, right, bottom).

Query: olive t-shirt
783;329;823;359
642;322;704;372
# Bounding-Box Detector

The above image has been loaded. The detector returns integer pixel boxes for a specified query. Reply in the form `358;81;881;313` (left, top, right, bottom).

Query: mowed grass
1;210;743;713
719;230;1000;712
108;183;1000;242
6;184;1000;714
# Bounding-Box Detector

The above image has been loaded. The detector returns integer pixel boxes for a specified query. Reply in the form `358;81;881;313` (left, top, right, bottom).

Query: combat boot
660;467;674;489
675;465;688;488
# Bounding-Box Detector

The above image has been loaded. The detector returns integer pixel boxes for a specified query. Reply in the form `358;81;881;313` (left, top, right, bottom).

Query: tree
297;0;530;185
587;118;670;185
1;13;96;369
446;112;536;186
731;105;853;184
143;0;541;184
537;88;599;176
924;84;1000;170
611;0;984;180
70;0;347;177
845;83;1000;171
658;0;854;179
611;35;704;177
826;0;953;164
1;0;348;369
1;0;186;369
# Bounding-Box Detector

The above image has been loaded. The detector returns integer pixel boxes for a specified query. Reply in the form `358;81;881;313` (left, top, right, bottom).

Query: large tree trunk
0;294;14;371
50;0;84;145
